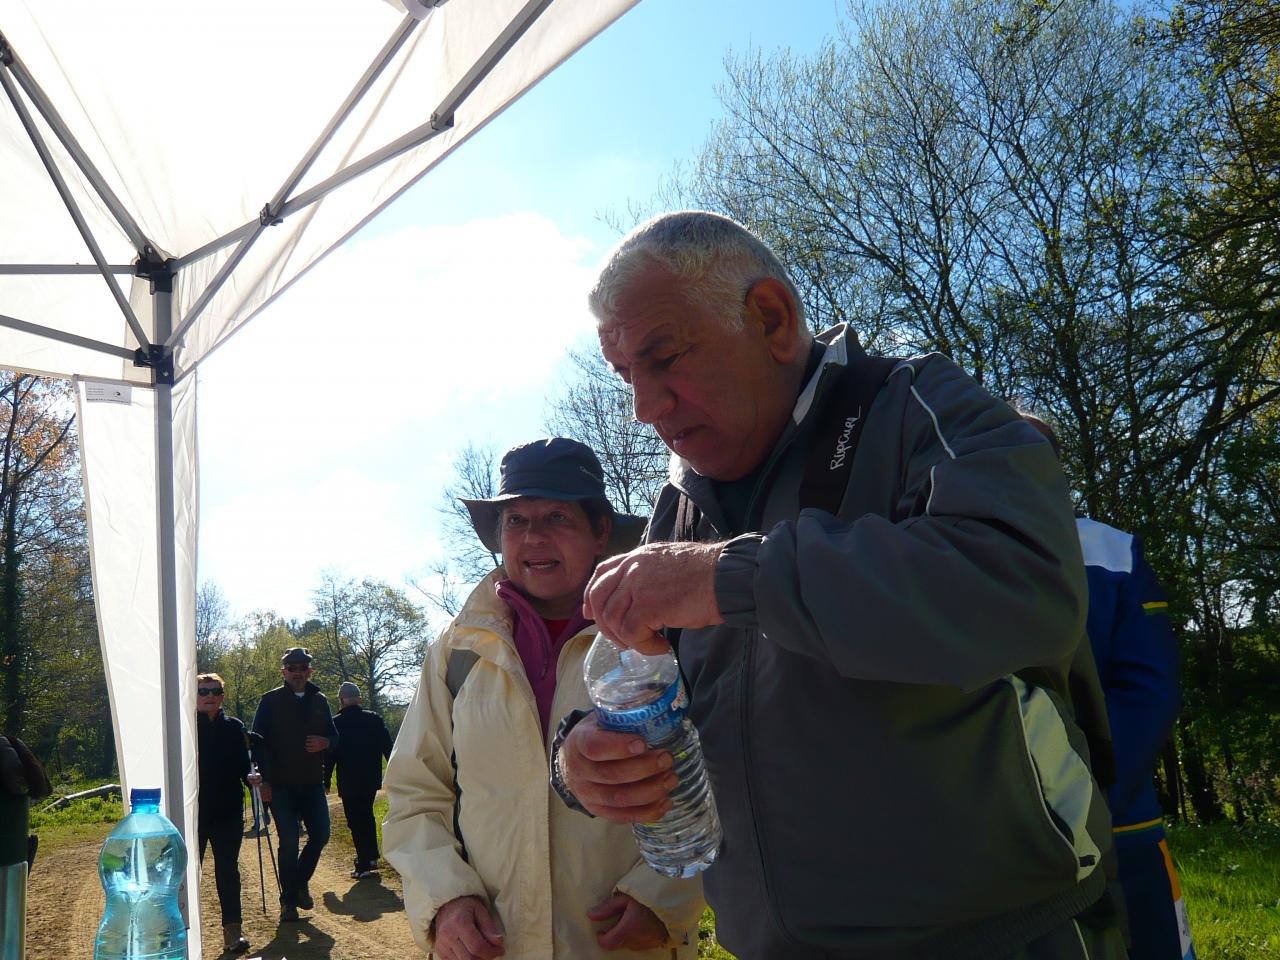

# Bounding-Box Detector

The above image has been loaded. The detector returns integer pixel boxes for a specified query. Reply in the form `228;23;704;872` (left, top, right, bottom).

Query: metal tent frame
0;0;636;948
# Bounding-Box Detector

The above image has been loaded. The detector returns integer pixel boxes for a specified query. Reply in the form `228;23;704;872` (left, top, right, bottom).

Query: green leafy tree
309;574;428;711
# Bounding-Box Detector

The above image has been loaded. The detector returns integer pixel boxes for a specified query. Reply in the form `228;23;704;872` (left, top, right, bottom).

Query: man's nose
630;371;674;425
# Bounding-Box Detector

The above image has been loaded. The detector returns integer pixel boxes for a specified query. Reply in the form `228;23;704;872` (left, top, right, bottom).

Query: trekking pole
249;765;281;896
249;776;267;913
260;790;281;895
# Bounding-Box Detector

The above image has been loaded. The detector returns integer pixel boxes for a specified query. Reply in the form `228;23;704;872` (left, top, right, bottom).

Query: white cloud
196;211;604;618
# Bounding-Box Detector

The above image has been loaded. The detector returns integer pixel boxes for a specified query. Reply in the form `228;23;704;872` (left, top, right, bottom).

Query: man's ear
744;278;802;364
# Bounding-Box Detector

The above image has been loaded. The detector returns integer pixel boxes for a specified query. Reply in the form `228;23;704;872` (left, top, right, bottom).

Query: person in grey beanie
325;680;393;878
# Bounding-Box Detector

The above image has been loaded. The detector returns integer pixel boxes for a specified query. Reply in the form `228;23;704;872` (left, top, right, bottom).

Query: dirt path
27;795;420;960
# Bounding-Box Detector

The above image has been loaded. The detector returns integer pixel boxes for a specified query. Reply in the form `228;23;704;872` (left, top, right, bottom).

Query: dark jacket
655;327;1112;960
196;710;251;822
251;683;339;787
325;705;393;796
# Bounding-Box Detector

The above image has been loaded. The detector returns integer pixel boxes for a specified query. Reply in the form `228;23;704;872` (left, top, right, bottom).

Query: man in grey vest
251;647;339;922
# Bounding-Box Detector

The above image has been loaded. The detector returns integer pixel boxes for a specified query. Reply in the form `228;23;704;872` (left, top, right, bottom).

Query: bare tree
195;580;231;671
311;569;357;682
415;443;502;622
543;348;669;514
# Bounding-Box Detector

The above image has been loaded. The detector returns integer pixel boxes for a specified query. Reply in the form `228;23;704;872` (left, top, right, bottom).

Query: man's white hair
588;211;805;331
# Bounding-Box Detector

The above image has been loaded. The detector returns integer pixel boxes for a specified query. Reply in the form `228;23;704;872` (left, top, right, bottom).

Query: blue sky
196;0;846;623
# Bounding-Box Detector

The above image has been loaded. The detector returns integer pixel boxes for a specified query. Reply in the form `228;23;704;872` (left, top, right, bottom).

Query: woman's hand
433;895;505;960
588;893;669;951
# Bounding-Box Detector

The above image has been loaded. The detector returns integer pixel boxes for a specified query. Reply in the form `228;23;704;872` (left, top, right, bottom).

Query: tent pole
150;272;187;922
0;264;136;275
0;313;139;361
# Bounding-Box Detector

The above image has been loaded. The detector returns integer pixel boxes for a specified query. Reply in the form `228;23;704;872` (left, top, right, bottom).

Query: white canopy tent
0;0;636;951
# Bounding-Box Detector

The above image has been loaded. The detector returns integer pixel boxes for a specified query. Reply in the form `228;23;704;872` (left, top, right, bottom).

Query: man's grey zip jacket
651;326;1113;960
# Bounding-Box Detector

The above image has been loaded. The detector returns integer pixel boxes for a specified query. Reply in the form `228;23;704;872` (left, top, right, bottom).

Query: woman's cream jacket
384;570;704;959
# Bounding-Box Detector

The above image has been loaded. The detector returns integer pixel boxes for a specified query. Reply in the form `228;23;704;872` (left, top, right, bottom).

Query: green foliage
309;572;429;711
698;909;735;959
1171;820;1280;957
0;373;113;782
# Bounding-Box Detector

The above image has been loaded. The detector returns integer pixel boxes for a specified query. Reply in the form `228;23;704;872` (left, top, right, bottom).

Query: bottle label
596;679;687;743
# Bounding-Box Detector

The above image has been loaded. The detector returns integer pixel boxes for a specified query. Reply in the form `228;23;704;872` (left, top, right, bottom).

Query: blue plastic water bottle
93;787;188;960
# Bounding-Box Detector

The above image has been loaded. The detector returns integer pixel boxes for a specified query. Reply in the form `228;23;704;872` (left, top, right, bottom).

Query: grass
1169;820;1280;959
29;793;123;831
698;908;734;959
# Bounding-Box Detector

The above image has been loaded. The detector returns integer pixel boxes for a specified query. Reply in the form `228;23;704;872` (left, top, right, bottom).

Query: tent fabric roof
1;0;636;380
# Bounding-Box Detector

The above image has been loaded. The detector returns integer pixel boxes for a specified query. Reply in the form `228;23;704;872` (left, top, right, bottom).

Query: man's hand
433;895;505;960
584;541;725;654
257;782;272;804
588;893;669;951
559;713;676;823
304;735;330;753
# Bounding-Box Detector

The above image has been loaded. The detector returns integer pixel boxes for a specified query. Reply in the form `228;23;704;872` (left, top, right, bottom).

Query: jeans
267;784;330;907
198;816;243;924
340;789;379;870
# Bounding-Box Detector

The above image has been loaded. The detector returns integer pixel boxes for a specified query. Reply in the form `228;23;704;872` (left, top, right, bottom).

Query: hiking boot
351;867;380;879
279;904;299;923
296;886;314;910
222;923;250;954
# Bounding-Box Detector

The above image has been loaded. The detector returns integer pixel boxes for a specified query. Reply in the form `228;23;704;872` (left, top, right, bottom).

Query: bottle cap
130;787;162;804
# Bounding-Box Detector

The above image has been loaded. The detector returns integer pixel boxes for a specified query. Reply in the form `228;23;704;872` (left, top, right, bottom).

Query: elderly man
251;647;338;922
325;681;393;879
552;212;1122;959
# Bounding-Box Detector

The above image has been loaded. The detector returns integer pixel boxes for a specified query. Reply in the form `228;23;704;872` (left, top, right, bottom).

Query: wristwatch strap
549;708;593;816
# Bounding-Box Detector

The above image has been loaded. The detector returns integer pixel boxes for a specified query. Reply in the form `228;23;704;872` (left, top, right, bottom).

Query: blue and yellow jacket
1077;517;1181;847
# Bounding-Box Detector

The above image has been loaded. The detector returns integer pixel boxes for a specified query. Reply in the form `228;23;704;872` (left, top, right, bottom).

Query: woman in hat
385;438;703;960
195;672;253;954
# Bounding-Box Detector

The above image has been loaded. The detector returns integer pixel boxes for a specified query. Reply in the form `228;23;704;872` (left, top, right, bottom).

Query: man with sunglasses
250;648;339;922
196;672;253;953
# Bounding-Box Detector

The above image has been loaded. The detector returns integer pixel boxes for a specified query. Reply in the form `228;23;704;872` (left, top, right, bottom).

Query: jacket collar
447;568;594;676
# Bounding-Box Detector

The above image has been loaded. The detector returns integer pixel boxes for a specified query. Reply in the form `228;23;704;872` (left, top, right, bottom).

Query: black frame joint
148;344;174;385
135;247;175;293
132;344;174;385
0;33;13;68
259;204;283;228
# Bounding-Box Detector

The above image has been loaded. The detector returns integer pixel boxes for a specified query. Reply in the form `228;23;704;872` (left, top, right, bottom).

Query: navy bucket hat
461;438;646;556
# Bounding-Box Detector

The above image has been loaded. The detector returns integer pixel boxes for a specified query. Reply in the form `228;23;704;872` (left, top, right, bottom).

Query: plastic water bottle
583;634;721;878
94;787;188;960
